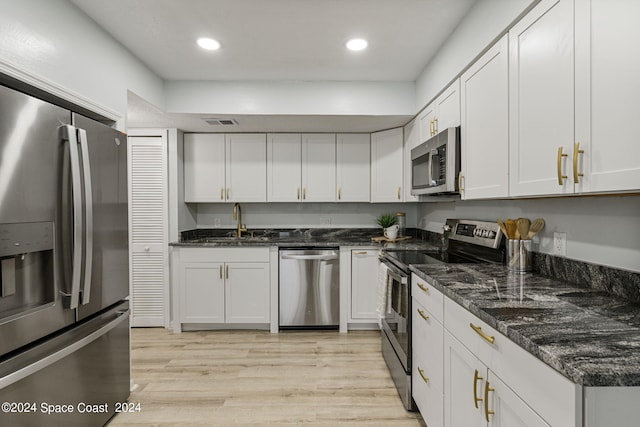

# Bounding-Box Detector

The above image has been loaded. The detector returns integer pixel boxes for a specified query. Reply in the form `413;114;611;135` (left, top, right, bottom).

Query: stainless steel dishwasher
279;247;340;329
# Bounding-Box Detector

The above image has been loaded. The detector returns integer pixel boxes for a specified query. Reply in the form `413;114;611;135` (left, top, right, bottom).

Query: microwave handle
429;149;437;186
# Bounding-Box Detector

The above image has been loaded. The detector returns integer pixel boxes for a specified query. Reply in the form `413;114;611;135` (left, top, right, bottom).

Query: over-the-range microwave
410;126;461;196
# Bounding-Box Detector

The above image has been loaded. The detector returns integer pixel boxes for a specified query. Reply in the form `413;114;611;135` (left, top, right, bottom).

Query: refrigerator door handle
77;128;93;305
0;309;129;389
60;125;83;309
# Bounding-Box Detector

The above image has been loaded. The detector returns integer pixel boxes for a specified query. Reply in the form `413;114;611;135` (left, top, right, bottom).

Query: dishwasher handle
280;253;338;261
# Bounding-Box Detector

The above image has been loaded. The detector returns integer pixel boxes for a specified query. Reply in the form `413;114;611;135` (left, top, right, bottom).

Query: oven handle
380;259;408;284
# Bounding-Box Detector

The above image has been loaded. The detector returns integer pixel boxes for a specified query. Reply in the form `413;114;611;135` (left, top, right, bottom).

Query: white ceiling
70;0;478;131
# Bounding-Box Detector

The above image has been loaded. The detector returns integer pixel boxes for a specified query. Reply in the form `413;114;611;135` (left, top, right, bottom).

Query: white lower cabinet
444;331;550;427
350;249;379;321
178;248;270;325
411;274;579;427
412;297;444;427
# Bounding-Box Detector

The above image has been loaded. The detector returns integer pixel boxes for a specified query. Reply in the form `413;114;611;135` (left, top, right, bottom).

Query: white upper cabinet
371;127;404;202
509;0;574;197
419;79;461;142
419;102;436;142
575;0;640;194
336;134;370;202
225;134;267;202
460;34;509;199
403;119;420;202
184;133;266;202
267;133;302;202
184;133;226;202
267;133;337;202
302;134;336;202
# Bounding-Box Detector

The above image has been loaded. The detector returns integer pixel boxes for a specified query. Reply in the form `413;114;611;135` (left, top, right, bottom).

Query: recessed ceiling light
346;38;368;51
197;37;221;51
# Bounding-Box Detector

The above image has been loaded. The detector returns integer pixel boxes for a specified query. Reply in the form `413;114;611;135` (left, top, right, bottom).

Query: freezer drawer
279;248;339;328
0;302;130;427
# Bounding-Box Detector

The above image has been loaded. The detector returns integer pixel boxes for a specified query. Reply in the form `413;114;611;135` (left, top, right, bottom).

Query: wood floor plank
108;328;425;426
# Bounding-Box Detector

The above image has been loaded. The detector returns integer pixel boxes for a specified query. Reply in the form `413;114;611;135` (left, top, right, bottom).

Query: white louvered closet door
128;135;168;327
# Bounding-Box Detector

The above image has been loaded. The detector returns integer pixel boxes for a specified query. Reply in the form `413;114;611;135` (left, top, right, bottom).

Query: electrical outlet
214;217;221;228
553;232;567;256
320;216;332;226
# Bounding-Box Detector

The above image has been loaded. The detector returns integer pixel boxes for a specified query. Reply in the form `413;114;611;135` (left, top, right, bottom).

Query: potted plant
376;213;397;229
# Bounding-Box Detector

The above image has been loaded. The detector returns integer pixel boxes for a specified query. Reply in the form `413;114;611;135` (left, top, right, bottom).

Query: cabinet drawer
412;298;444;393
412;362;443;427
444;298;579;427
178;247;270;263
411;273;443;322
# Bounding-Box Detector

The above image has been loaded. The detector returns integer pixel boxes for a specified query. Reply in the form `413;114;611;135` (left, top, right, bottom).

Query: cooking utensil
527;218;545;239
505;219;518;240
497;219;509;238
517;218;531;241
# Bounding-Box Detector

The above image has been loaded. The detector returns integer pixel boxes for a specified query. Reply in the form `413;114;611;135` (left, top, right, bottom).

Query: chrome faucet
233;203;247;238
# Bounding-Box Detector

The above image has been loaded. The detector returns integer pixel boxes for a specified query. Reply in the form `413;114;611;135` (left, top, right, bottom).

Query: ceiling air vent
202;118;239;126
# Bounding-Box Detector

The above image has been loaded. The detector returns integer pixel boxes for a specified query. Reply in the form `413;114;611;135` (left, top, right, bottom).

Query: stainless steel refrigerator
0;84;130;426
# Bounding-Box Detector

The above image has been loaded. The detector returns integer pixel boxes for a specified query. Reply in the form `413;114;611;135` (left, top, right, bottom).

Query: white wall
164;80;415;116
415;0;535;111
417;195;640;272
192;203;418;231
0;0;164;128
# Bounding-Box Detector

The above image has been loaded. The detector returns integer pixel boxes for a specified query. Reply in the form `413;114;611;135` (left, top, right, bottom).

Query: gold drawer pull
353;251;367;255
417;308;430;321
417;283;429;293
418;367;429;383
484;381;495;422
573;142;584;183
473;369;483;408
557;146;568;185
219;265;222;279
470;323;495;344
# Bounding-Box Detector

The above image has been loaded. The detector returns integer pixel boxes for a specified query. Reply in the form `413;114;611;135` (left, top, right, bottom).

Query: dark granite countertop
171;228;442;250
409;263;640;387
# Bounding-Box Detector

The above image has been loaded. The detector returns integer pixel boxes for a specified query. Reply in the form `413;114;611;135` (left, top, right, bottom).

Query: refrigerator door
0;301;130;426
0;85;75;356
72;114;129;320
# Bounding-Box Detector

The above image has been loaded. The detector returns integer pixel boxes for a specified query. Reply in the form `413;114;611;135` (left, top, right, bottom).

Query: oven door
381;262;411;372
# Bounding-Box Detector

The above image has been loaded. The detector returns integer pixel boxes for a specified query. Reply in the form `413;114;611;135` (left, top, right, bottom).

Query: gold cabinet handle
434;118;438;134
220;188;224;200
470;323;495;344
338;187;341;200
225;265;229;279
557;146;568;185
458;172;464;194
573;142;584;184
418;367;429;383
303;188;306;200
473;369;484;408
429;119;434;136
353;251;367;255
484;380;495;422
219;265;222;279
417;308;430;321
297;187;300;200
226;187;230;200
417;283;429;294
397;186;401;200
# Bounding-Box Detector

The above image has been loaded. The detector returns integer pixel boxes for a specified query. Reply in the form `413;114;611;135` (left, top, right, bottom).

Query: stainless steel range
379;219;504;411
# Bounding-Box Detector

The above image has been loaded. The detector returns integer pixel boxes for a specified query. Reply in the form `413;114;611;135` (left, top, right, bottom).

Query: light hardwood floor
109;328;425;426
